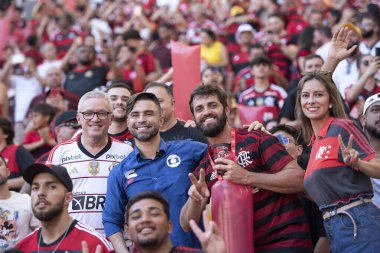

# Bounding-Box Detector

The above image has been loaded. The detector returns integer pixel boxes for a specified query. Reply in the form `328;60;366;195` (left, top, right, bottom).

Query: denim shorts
321;197;380;253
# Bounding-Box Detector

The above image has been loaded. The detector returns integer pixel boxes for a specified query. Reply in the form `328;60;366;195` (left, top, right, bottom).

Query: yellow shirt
201;41;224;65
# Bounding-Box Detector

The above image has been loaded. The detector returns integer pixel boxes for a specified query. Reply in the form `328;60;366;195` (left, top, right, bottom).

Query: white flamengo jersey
47;134;133;233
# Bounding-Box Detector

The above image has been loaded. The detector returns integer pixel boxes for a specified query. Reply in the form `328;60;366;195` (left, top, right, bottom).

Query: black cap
23;164;73;192
55;110;78;127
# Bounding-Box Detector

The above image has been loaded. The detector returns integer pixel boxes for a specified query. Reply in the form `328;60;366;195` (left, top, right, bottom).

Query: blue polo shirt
103;139;207;248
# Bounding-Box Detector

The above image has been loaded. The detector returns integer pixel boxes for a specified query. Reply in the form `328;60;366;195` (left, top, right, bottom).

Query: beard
347;42;360;57
196;111;227;137
0;175;7;186
365;124;380;139
113;114;127;122
113;106;127;122
131;124;160;142
33;197;65;221
136;236;160;248
362;30;374;39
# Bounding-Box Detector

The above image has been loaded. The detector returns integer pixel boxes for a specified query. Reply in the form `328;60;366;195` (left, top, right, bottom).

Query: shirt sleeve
15;146;34;172
259;133;294;173
103;162;128;237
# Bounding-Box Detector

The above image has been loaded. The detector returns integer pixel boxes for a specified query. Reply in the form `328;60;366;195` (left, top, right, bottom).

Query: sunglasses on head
275;134;290;145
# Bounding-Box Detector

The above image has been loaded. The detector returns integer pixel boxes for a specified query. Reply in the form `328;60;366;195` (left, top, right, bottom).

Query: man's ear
359;114;366;127
296;145;303;157
168;220;173;234
65;192;74;206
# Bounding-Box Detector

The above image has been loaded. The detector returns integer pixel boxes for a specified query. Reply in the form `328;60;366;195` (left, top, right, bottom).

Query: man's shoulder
73;221;114;250
15;229;38;249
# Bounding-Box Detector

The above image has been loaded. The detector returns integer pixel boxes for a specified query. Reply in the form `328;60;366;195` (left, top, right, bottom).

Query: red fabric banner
171;40;200;121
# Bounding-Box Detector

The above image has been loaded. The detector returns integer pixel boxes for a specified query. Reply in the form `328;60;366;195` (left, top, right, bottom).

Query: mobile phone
376;47;380;57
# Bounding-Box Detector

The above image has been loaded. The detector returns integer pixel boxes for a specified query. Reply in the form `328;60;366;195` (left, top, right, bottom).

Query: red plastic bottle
209;131;254;253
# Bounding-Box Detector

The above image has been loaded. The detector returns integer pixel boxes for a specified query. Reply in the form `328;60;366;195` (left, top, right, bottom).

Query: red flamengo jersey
194;129;312;252
305;117;376;206
16;220;114;253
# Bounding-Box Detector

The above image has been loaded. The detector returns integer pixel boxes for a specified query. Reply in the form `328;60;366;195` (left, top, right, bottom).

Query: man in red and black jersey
181;85;313;253
106;83;134;145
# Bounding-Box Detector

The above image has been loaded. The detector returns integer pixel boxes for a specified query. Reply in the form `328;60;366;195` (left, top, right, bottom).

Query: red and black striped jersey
194;129;312;252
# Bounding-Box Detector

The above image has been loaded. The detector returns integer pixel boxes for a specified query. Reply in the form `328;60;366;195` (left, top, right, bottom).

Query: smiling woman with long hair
295;28;380;253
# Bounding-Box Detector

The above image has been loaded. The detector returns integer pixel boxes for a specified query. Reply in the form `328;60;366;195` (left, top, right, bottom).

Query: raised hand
188;169;210;202
81;241;103;253
328;26;357;62
190;210;226;253
338;134;360;167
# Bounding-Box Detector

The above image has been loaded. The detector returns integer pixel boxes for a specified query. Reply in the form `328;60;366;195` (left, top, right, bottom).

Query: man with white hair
47;90;133;233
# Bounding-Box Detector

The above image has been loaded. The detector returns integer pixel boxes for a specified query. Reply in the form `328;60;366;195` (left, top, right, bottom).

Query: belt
322;198;371;239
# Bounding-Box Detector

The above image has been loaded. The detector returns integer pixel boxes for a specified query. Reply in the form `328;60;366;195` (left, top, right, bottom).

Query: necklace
37;221;72;253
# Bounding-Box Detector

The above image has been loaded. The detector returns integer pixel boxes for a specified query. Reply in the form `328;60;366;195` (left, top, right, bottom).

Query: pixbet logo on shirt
72;195;105;210
62;154;82;163
106;154;127;160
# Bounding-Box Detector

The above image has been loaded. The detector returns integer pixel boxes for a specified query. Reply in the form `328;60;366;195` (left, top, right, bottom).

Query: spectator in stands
106;83;134;144
200;29;229;72
123;29;161;84
16;164;115;252
144;82;207;143
270;125;330;253
0;117;34;191
239;56;287;124
37;42;62;78
359;13;380;56
345;54;380;119
0;155;39;251
314;26;332;62
47;90;133;233
150;23;175;73
63;45;110;97
0;56;44;143
23;103;56;159
126;191;226;253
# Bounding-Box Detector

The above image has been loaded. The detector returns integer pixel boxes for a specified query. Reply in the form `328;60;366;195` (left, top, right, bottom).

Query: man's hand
81;241;103;253
188;169;210;202
214;158;250;184
328;26;357;61
190;210;226;253
242;121;271;134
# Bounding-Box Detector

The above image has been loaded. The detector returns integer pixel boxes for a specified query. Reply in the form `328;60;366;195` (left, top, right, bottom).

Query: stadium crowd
0;0;380;252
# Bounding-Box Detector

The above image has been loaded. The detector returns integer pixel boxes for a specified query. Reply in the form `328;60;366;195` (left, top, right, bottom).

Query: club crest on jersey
167;154;181;168
88;160;100;176
316;145;332;160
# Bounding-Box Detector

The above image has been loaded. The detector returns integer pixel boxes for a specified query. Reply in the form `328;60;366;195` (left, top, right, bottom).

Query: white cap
235;24;256;44
363;93;380;115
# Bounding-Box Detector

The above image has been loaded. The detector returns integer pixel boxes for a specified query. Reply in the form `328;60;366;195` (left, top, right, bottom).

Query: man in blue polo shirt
103;93;207;252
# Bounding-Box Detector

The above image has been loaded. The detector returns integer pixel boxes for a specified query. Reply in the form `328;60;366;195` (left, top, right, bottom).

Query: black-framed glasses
300;70;332;78
79;111;111;120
